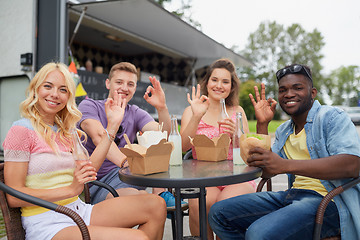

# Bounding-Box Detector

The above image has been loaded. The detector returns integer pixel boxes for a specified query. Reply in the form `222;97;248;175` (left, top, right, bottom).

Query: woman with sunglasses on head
180;58;256;239
2;62;166;240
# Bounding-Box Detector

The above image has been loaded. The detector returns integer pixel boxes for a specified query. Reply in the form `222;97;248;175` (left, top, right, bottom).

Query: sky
165;0;360;75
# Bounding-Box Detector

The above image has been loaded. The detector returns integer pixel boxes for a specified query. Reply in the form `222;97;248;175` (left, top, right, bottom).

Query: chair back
0;163;26;240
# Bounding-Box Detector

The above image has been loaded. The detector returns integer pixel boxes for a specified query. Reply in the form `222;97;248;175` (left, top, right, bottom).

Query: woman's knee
147;194;167;216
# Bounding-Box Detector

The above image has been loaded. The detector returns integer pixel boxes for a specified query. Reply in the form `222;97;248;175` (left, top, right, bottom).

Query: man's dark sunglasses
276;64;312;81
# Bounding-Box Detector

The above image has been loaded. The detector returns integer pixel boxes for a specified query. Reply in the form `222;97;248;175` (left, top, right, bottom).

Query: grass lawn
0;216;5;238
248;120;285;134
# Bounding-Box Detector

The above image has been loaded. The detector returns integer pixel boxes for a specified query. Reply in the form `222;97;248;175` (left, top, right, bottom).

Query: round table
119;159;262;240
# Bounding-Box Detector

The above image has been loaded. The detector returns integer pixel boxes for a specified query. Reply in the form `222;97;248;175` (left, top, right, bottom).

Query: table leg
175;188;183;240
199;187;207;240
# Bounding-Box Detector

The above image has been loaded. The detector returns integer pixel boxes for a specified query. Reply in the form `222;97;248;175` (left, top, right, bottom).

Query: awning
68;0;254;69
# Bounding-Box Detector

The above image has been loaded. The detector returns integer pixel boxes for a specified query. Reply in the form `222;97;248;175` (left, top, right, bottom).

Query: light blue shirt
272;100;360;239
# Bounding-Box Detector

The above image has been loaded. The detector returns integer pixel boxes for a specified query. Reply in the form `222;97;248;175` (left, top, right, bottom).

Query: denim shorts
89;166;146;204
22;198;93;240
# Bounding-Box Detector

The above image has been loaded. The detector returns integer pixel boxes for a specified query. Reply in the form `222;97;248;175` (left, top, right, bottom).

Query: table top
119;159;262;188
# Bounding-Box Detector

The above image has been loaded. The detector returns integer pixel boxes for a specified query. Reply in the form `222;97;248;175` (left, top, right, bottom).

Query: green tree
240;21;325;103
326;66;360;106
238;80;260;120
155;0;201;30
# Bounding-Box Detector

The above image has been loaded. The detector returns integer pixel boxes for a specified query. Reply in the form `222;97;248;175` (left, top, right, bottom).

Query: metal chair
256;176;360;240
0;162;90;240
83;180;119;204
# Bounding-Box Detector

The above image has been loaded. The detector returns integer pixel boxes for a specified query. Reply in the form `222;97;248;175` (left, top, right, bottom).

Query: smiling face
36;70;70;125
278;74;317;119
206;68;232;101
106;70;137;103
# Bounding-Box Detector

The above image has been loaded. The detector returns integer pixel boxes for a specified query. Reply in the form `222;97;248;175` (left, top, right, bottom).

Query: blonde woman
181;58;256;239
3;62;166;240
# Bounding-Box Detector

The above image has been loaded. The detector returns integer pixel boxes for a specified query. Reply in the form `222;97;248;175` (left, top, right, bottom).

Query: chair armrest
313;177;360;240
84;180;119;204
91;180;119;197
0;181;90;240
183;149;193;160
256;178;273;192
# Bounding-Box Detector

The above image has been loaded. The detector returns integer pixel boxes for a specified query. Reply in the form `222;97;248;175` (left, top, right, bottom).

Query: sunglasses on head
276;64;312;82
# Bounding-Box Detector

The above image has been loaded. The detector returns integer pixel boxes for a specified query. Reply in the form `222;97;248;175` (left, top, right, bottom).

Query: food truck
0;0;253;151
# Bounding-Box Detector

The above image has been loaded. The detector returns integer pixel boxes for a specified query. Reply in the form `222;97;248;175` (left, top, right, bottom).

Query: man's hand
249;83;277;125
105;90;126;133
143;76;167;111
187;84;209;118
247;147;286;178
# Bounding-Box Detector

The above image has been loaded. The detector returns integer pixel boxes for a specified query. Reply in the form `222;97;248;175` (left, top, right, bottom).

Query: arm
5;160;96;208
180;107;202;151
180;84;209;151
86;95;127;170
247;148;360;179
143;76;171;134
80;119;125;169
249;83;277;134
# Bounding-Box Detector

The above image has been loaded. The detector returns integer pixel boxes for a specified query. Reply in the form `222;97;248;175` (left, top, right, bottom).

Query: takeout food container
120;139;173;175
239;133;271;164
136;130;167;148
190;134;231;161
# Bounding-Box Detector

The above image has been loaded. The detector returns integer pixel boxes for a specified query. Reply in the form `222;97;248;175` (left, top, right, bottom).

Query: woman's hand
187;84;209;117
218;118;235;137
71;161;97;196
143;76;167;111
249;83;277;125
105;90;127;133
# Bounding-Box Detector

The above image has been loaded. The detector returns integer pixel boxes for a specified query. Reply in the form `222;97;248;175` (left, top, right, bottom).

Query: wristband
120;159;128;168
104;129;115;142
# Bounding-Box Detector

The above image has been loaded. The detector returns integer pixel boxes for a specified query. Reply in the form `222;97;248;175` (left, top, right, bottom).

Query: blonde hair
20;62;84;151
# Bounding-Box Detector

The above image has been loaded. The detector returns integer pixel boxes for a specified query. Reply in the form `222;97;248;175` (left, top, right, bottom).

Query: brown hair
199;58;240;106
108;62;138;80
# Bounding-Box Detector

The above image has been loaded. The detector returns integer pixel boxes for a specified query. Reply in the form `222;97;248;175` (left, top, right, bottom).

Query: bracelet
120;159;128;168
104;129;115;142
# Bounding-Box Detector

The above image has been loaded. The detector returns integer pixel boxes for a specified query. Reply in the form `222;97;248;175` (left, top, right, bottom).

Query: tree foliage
154;0;201;30
240;21;325;103
326;66;360;106
238;80;261;120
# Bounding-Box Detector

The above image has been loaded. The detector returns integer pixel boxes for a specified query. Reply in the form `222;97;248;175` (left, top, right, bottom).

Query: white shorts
22;198;93;240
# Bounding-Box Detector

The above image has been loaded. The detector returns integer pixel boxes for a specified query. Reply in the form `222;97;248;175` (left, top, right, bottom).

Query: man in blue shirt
208;64;360;239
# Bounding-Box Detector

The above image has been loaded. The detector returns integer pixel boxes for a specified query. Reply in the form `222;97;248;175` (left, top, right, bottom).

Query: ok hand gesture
249;83;277;126
187;84;209;118
143;76;167;111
